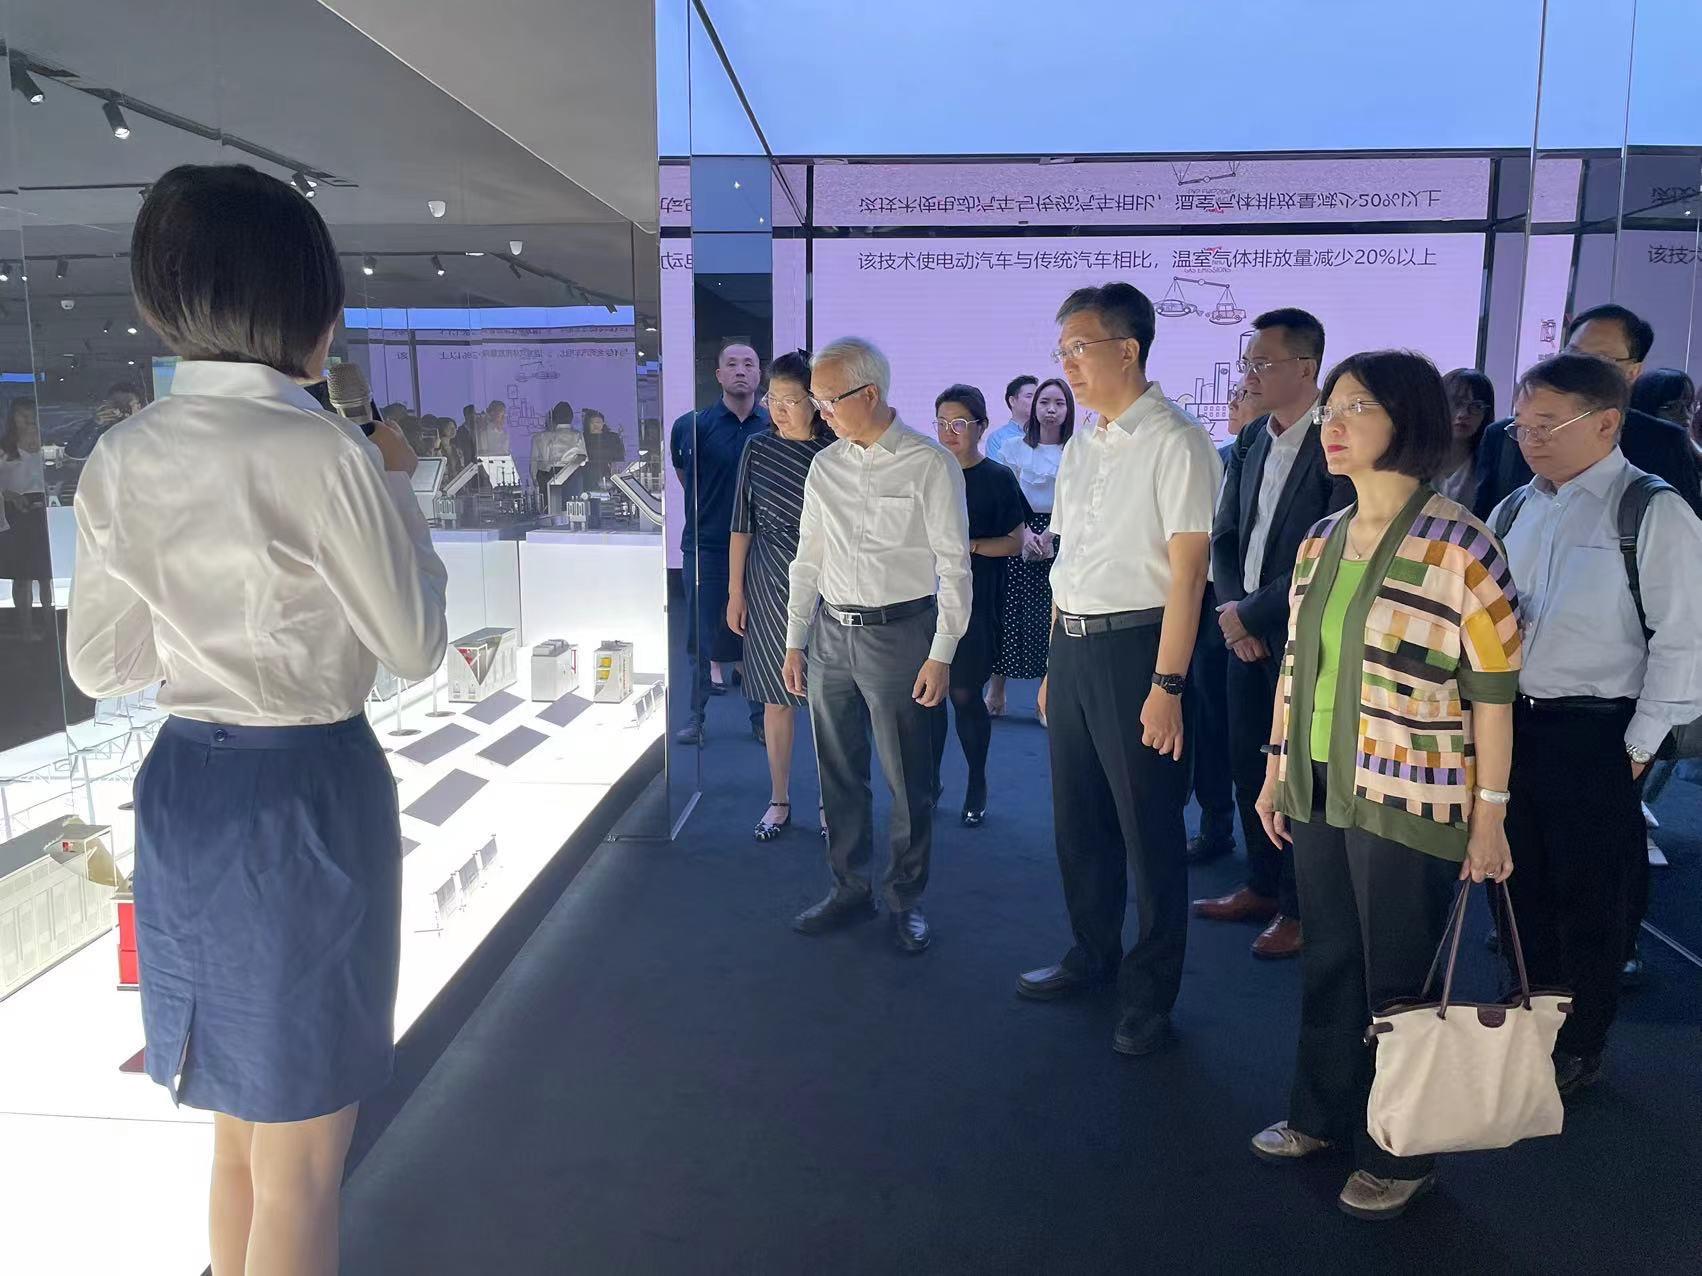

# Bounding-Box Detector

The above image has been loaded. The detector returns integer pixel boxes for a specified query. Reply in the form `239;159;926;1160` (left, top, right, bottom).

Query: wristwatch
1628;745;1655;766
1152;672;1186;696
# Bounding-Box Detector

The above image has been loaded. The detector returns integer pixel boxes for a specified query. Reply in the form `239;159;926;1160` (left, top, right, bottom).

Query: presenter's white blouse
67;362;448;726
997;437;1064;514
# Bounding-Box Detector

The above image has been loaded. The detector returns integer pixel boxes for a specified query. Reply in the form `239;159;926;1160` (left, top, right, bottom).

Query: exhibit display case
0;1;675;1271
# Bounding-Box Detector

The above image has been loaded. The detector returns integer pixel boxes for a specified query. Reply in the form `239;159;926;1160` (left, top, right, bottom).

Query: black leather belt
1055;607;1165;638
1517;695;1636;715
823;596;934;628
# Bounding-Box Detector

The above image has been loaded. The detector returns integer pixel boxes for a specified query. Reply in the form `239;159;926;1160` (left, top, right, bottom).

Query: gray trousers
808;603;937;911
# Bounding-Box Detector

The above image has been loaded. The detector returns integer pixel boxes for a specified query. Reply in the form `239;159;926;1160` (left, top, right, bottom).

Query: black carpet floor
341;678;1702;1274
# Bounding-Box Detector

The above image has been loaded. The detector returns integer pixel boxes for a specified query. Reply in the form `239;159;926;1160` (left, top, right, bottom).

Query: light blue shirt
982;420;1023;463
1494;448;1702;755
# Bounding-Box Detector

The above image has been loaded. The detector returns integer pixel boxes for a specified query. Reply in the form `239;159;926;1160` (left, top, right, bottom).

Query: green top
1310;558;1370;762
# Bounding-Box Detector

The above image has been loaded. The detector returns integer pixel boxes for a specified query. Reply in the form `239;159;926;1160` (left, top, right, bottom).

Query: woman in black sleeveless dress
929;384;1029;825
728;351;835;840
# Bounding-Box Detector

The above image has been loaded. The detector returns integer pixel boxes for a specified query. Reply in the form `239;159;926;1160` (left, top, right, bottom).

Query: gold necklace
1345;515;1392;561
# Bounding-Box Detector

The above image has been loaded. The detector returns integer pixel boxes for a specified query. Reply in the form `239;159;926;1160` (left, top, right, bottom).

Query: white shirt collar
1267;401;1318;451
1102;382;1169;436
169;361;327;414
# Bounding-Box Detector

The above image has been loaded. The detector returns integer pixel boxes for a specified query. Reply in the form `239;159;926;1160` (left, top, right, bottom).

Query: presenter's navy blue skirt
133;715;401;1123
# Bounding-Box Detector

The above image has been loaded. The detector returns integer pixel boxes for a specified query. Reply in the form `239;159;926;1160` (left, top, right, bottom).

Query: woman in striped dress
728;350;835;840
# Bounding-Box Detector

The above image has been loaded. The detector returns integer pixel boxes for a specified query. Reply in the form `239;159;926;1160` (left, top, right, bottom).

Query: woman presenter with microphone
66;165;447;1276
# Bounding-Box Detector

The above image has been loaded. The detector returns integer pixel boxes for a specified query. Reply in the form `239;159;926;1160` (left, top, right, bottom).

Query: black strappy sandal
754;802;791;842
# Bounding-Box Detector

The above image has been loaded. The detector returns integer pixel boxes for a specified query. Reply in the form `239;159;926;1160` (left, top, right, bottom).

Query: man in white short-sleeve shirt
1015;283;1222;1057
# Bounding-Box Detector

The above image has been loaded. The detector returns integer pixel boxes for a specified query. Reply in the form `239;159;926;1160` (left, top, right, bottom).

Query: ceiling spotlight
604;302;618;314
103;100;131;140
509;240;523;256
427;199;447;218
465;251;485;257
55;258;67;280
733;180;741;189
127;359;135;366
127;325;138;335
758;216;766;224
644;325;657;333
10;60;44;105
431;255;446;277
290;172;315;199
362;255;376;276
103;320;112;334
0;262;11;282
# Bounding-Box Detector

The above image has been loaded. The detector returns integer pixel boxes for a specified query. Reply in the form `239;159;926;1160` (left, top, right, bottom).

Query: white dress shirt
1495;448;1702;756
67;361;448;726
787;417;970;664
1050;383;1222;615
996;437;1063;514
1242;404;1317;593
0;446;46;534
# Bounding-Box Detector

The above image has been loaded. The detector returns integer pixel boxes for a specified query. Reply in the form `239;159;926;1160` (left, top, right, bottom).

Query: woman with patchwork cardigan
1249;351;1524;1221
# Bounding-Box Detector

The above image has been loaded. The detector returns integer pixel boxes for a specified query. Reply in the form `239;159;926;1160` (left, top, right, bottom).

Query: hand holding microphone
327;363;417;476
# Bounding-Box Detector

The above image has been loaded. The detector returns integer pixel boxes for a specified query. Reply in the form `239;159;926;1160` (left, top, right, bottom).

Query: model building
593;640;634;703
530;640;579;701
1;817;125;1001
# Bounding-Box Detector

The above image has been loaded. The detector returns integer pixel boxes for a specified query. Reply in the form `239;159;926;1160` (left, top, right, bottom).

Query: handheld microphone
325;363;378;437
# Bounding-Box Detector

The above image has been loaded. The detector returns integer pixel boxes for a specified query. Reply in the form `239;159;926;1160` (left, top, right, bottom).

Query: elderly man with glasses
1488;351;1702;1099
1473;304;1701;519
782;337;970;954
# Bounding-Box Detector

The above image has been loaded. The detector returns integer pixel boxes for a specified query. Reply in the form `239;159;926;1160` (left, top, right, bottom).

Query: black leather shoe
960;807;985;827
792;894;877;935
1112;1013;1175;1057
1186;831;1235;864
894;907;931;954
1554;1050;1604;1098
674;722;704;746
1016;964;1102;1001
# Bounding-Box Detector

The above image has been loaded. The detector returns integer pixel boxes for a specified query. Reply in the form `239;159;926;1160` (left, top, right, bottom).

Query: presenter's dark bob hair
131;164;345;380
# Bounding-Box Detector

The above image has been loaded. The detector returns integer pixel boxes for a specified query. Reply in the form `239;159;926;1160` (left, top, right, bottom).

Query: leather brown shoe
1252;915;1303;959
1192;887;1280;923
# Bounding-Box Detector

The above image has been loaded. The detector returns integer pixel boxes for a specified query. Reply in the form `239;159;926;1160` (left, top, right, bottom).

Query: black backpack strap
1619;473;1675;641
1490;486;1532;541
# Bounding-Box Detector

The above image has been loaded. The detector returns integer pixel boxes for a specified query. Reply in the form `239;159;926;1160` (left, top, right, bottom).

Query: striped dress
731;430;834;706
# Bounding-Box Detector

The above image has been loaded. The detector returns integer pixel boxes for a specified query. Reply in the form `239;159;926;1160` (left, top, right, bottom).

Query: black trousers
1288;764;1456;1181
1047;619;1189;1021
1226;641;1300;916
1502;700;1643;1058
1186;586;1235;840
680;545;761;728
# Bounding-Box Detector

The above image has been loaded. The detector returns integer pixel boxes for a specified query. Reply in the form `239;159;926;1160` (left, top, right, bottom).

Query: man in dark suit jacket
1474;303;1702;519
1194;309;1352;960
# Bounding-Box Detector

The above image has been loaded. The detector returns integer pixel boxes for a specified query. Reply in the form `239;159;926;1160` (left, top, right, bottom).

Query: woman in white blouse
66;165;446;1276
986;377;1072;715
1436;368;1494;509
0;397;52;641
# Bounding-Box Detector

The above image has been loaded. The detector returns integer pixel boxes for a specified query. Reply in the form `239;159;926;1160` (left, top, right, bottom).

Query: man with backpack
1490;352;1702;1099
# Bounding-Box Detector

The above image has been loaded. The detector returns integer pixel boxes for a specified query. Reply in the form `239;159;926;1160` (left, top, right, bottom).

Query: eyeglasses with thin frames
1507;406;1601;444
762;392;808;412
933;416;980;436
1050;337;1128;365
1317;399;1383;427
809;383;873;415
1237;355;1306;377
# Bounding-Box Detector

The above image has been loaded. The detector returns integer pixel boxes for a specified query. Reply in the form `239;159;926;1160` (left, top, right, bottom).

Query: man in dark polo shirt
672;341;769;745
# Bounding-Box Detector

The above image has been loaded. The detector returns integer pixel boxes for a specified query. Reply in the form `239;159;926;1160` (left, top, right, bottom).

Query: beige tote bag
1366;882;1571;1158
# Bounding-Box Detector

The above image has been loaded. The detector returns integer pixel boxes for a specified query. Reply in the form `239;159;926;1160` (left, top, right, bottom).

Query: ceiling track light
102;99;131;140
431;255;446;277
102;320;112;334
54;257;67;280
290;171;315;198
10;59;44;105
507;261;523;281
362;255;376;276
0;261;11;282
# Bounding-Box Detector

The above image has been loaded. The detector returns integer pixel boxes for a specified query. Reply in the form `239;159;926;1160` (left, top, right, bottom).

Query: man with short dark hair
982;374;1038;463
672;342;769;745
1015;283;1221;1057
1492;351;1702;1098
1475;304;1701;517
1194;308;1351;959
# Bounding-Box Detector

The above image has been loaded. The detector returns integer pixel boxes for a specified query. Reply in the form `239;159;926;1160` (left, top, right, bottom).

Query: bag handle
1421;880;1532;1018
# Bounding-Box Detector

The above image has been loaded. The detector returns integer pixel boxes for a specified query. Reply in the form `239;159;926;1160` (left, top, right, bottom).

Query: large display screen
811;233;1488;440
